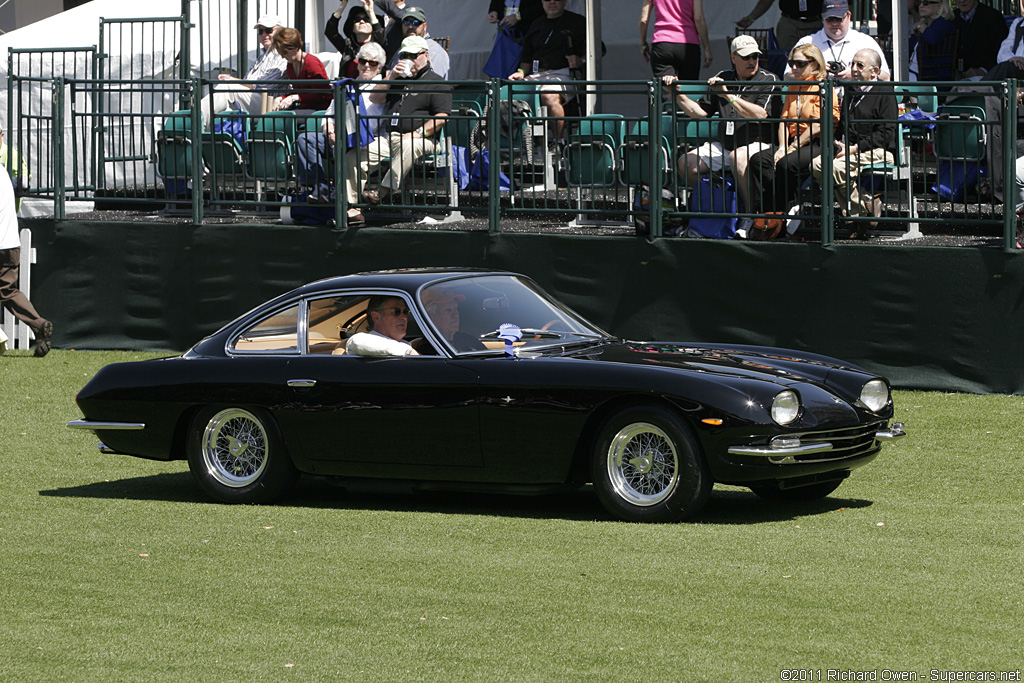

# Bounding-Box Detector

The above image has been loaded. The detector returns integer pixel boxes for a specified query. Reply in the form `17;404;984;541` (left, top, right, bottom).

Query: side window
307;295;367;354
231;305;300;354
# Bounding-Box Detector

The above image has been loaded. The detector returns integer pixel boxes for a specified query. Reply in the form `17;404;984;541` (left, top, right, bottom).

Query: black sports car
68;269;905;522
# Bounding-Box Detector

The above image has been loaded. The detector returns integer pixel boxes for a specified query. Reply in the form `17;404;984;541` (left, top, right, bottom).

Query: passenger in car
344;295;420;356
416;286;486;353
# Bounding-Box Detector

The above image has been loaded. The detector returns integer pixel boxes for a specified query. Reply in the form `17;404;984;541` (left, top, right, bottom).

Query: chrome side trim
287;379;317;388
67;419;145;431
728;443;834;458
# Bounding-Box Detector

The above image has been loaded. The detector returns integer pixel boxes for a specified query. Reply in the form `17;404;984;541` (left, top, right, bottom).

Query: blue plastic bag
336;79;376;150
452;145;471;190
931;160;985;201
213;110;247;148
483;26;524;79
468;149;512;192
688;176;738;239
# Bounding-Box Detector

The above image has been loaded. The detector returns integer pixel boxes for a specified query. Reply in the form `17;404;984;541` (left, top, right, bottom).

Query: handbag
212;103;247;148
688;176;739;239
468;149;512;192
483;25;524;79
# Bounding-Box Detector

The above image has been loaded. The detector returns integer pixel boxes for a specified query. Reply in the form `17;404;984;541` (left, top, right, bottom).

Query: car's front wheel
186;407;298;504
591;404;711;522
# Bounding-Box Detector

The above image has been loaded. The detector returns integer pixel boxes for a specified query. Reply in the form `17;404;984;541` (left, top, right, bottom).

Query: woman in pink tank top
639;0;713;82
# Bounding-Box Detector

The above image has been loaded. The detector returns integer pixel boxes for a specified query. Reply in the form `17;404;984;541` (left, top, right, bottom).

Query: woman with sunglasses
272;28;332;112
325;0;387;78
295;42;387;225
747;44;839;239
909;0;956;82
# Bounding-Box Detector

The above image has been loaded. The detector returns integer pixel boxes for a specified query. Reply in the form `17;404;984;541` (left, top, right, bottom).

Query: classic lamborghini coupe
68;269;905;522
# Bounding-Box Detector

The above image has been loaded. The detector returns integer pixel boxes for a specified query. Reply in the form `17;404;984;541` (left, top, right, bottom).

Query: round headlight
860;379;890;412
771;390;801;425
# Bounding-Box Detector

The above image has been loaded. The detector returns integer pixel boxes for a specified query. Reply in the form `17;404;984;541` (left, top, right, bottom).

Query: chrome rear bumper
67;419;145;431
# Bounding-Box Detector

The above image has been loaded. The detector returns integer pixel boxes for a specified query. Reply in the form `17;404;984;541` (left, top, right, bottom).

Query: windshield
418;275;610;355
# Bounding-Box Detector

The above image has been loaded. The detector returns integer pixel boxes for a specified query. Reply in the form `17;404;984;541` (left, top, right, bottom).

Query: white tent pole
891;0;905;80
584;0;599;115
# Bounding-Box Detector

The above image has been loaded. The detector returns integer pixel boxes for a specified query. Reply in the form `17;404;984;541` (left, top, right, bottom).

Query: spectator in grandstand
811;49;896;238
325;0;387;79
1;167;51;357
385;7;450;78
748;44;839;237
663;35;779;235
507;0;586;139
272;28;332;112
908;0;956;83
295;43;387;225
639;0;713;83
197;14;287;129
952;0;1008;79
488;0;544;33
358;36;451;212
0;120;29;213
788;0;889;81
735;0;823;53
346;295;420;356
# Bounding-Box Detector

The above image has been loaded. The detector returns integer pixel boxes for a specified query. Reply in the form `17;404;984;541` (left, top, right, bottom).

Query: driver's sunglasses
403;18;424;27
257;27;274;35
377;307;410;317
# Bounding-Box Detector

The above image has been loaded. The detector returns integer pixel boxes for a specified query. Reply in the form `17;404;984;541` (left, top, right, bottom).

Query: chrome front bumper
728;422;906;462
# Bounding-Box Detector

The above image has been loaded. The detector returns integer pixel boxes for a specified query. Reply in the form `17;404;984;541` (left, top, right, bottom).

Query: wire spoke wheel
607;422;679;506
201;408;269;487
591;404;711;522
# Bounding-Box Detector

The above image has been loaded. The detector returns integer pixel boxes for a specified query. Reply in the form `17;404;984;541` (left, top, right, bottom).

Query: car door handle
287;379;317;388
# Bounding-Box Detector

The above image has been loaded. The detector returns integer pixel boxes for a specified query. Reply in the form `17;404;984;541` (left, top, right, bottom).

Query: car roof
292;268;517;298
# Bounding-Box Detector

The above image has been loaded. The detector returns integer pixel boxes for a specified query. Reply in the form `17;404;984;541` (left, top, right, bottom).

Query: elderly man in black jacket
811;49;896;233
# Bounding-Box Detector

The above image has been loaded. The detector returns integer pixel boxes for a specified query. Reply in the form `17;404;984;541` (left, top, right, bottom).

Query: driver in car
344;295;420;356
417;287;486;354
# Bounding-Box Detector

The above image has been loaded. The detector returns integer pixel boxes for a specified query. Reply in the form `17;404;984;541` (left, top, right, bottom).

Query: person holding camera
788;0;888;81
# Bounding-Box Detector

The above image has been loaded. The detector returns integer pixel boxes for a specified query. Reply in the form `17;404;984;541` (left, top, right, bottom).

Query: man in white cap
663;35;779;235
196;14;288;128
790;0;888;81
355;34;451;217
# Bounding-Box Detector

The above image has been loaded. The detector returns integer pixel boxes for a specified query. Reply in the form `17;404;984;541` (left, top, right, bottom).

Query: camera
826;60;844;75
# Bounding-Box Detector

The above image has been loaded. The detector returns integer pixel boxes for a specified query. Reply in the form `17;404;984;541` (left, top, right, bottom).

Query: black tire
186;406;299;504
749;479;844;502
591;404;712;522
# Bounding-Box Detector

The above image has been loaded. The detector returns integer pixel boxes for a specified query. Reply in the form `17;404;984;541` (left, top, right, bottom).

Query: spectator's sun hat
254;14;285;29
399;35;430;55
421;288;466;309
731;35;761;57
402;6;428;23
821;0;849;18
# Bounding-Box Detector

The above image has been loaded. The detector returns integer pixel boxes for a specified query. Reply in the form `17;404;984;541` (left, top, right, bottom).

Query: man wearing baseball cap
196;14;288;128
345;34;450;221
664;35;779;237
789;0;889;81
385;6;449;78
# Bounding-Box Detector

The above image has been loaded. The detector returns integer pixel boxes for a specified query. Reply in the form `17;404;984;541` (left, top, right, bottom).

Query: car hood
572;340;863;387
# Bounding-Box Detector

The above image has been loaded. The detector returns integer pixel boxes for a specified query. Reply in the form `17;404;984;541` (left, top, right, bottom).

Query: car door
278;354;482;472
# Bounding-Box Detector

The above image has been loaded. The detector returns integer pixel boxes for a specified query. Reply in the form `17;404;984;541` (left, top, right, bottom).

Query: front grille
789;421;885;462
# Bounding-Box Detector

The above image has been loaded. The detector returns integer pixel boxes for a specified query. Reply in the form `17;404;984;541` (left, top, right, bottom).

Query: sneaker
34;319;53;358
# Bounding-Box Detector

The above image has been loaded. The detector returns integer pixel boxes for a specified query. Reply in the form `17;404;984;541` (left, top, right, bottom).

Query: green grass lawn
1;350;1021;682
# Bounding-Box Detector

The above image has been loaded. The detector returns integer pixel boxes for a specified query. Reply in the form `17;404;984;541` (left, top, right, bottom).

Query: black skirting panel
25;219;1024;394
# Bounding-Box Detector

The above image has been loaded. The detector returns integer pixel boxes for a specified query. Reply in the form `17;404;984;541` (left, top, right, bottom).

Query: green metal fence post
649;79;663;238
1004;79;1017;251
487;78;501;234
52;78;66;221
190;78;203;224
820;78;835;245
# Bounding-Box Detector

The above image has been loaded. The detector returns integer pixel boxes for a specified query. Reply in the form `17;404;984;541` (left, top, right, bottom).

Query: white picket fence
0;229;36;351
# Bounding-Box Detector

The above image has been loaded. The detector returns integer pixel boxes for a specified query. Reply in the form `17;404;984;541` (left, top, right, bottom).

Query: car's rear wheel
591;404;711;522
186;407;298;504
749;480;844;501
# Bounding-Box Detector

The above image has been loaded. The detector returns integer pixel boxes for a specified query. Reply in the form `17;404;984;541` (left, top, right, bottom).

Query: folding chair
246;112;298;200
154;110;194;198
